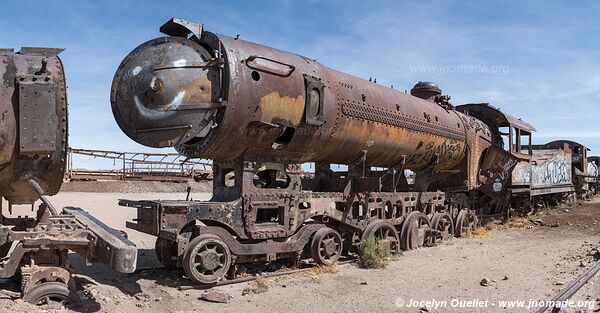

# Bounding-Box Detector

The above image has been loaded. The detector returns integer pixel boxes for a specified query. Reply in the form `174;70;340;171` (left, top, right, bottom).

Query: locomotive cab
456;103;535;160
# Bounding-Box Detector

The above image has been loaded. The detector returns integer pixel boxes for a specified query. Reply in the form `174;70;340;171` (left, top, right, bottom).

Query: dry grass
471;225;493;237
506;217;531;229
461;222;496;238
358;237;390;269
249;278;273;289
302;264;340;283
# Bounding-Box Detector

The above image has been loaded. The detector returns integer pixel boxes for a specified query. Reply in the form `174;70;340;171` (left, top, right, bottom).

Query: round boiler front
110;36;222;148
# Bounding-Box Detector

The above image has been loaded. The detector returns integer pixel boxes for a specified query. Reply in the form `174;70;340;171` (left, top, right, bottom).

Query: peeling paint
258;92;304;125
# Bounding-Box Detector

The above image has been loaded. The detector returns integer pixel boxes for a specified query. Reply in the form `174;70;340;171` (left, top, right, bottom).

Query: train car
530;140;594;199
0;47;136;305
111;18;534;285
587;156;600;195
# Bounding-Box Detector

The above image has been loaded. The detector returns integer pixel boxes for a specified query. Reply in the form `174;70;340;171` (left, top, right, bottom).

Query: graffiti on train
531;152;572;187
588;162;598;177
512;161;531;184
405;140;463;166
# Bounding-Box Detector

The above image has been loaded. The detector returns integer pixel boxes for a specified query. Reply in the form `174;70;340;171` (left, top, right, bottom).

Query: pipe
28;178;58;216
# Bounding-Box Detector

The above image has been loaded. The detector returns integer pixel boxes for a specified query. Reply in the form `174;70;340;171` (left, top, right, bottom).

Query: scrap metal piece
160;18;203;39
19;47;64;56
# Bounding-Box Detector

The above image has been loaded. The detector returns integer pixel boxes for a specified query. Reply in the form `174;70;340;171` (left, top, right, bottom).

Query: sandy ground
1;191;599;313
60;181;212;194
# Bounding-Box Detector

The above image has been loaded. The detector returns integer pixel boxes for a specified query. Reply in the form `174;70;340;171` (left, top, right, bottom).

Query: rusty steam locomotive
0;47;136;305
111;18;594;285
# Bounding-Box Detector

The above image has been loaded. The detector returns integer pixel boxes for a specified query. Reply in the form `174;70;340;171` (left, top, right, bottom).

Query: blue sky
2;0;600;168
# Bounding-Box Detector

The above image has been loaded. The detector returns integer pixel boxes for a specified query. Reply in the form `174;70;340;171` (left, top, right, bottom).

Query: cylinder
111;29;477;172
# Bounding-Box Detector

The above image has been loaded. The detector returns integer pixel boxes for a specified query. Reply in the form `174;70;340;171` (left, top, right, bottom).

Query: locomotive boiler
113;18;523;285
0;47;136;305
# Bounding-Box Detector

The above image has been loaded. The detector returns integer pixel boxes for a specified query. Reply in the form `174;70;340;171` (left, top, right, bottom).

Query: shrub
358;237;390;269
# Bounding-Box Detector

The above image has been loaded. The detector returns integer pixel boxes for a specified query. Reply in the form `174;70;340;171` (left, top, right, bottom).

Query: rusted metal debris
0;47;137;305
110;17;600;287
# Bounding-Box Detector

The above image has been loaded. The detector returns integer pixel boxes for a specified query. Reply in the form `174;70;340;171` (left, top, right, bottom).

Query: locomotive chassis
123;155;476;284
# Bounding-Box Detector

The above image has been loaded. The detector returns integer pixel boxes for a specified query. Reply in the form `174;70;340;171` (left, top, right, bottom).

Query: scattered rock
242;287;268;296
134;293;150;302
480;278;489;287
200;291;232;303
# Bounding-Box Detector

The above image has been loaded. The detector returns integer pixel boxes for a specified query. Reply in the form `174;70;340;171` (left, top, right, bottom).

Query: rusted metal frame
63;207;137;273
413;154;440;192
197;224;323;257
388;155;407;192
69;148;212;166
67;147;213;180
0;243;32;278
348;150;367;178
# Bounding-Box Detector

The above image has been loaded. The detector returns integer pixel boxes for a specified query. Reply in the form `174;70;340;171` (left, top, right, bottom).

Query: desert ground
0;181;599;313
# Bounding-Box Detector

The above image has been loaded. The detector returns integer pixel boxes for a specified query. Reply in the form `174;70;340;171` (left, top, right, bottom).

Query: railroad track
178;259;356;290
535;258;600;313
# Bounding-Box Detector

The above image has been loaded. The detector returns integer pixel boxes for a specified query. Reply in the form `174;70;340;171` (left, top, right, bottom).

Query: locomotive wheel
22;281;79;308
183;234;232;285
311;227;343;266
155;237;179;269
400;212;431;250
430;212;454;244
361;220;400;256
455;209;477;237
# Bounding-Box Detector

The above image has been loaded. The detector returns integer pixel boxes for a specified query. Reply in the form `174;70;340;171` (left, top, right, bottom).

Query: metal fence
66;148;213;181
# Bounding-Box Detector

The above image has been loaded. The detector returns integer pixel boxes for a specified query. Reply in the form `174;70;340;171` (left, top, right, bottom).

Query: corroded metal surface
111;21;507;183
0;48;67;204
